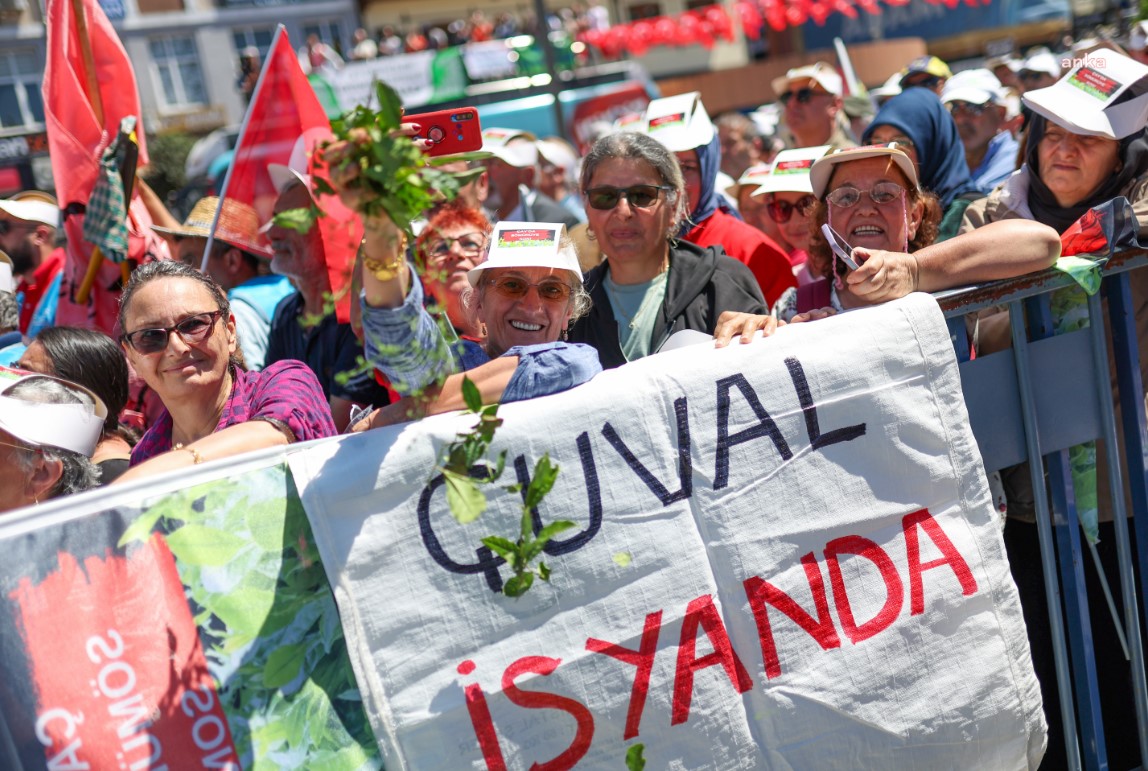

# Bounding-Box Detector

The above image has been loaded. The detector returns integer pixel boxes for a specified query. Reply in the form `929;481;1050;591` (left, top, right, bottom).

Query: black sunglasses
780;88;820;105
1018;70;1047;81
585;185;672;211
947;101;989;117
122;310;223;355
765;194;816;224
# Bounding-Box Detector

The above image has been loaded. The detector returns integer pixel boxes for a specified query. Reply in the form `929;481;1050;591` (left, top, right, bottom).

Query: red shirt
684;210;796;307
16;247;65;334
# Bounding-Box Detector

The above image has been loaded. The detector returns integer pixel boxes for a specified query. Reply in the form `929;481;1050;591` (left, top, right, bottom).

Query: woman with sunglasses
862;88;984;241
351;218;599;427
568;131;768;369
749;145;831;284
714;145;1057;341
114;261;336;481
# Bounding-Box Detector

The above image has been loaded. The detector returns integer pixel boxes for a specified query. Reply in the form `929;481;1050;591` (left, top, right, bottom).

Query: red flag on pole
217;25;362;323
43;0;169;333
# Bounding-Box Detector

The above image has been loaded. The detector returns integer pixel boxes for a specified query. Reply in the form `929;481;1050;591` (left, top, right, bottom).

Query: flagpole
204;24;287;273
72;0;111;305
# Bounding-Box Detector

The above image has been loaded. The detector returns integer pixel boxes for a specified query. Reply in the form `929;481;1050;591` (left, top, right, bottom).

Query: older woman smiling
569;131;768;368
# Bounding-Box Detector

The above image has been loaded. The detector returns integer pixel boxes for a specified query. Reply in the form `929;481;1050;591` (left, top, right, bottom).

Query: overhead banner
0;457;382;770
289;293;1047;769
331;49;467;110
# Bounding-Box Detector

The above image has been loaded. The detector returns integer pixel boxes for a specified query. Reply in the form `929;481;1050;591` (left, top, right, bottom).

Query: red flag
43;0;169;333
220;26;362;323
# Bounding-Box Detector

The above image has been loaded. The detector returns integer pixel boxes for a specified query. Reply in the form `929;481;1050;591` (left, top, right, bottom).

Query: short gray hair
579;131;688;237
0;291;16;334
6;377;100;498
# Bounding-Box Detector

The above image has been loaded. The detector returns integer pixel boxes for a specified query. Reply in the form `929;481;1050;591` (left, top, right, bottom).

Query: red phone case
408;107;483;157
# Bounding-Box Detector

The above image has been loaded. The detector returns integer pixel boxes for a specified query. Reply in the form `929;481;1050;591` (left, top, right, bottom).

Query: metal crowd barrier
936;250;1148;770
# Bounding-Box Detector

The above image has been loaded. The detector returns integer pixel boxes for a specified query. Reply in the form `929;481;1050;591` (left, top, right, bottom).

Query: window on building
232;27;275;59
627;2;661;21
149;36;207;109
0;49;44;130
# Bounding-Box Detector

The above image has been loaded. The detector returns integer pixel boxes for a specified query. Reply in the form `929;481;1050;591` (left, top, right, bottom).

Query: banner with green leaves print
0;455;380;771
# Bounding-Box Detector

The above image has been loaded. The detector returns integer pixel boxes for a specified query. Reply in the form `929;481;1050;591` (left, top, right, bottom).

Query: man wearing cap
264;171;388;431
942;69;1021;194
772;62;856;152
714;111;771;182
1129;21;1148;65
151;196;293;370
0;191;63;337
1017;48;1061;94
0;366;102;511
480;129;581;229
535;136;587;223
899;55;952;95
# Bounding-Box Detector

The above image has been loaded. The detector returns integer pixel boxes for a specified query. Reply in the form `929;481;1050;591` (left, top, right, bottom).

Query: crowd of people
299;3;610;67
2;31;1147;768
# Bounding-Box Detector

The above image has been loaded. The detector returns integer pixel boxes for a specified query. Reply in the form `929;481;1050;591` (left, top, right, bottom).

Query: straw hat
151;196;271;259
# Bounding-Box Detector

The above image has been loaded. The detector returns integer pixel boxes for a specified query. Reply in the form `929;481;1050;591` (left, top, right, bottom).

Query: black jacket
569;240;767;370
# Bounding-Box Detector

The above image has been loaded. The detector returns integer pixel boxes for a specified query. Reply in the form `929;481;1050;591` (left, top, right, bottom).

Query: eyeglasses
122;311;223;355
1018;70;1048;82
426;233;485;257
0;438;39;456
585;185;672;211
485;276;572;302
0;220;38;236
825;182;906;208
765;194;816;223
947;101;989;117
780;88;821;105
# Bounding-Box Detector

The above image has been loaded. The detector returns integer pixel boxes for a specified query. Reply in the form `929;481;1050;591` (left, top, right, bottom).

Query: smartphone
821;223;860;271
407;107;483;157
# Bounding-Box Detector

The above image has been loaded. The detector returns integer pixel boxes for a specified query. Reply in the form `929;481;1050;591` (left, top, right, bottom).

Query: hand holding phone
406;107;483;157
821;223;861;271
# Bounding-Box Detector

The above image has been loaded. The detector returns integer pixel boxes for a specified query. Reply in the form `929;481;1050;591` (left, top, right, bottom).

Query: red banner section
10;535;238;770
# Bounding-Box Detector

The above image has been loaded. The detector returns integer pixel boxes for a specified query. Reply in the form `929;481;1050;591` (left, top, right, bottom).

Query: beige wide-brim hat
809;144;919;198
151;196;272;259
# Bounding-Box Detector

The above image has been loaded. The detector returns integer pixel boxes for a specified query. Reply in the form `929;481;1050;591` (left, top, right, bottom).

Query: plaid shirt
130;360;336;465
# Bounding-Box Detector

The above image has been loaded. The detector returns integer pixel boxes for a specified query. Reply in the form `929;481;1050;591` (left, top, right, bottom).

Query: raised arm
846;219;1061;303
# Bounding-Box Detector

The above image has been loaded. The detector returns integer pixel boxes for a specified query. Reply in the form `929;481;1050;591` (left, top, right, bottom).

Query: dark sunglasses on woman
585;185;672;211
765;194;816;223
122;311;223;355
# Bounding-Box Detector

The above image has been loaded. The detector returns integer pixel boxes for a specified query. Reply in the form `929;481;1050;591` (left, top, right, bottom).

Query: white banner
289;293;1046;770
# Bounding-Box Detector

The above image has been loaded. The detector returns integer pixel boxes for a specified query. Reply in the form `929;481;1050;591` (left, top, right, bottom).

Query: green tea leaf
524;454;560;509
626;743;647;771
538;561;551;582
504;573;534;597
613;551;633;568
262;642;307;688
537;520;576;543
480;536;518;559
442;468;485;524
374;82;404;129
461;376;482;413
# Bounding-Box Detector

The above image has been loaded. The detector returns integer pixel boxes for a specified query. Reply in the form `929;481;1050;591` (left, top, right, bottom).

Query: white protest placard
289;293;1046;770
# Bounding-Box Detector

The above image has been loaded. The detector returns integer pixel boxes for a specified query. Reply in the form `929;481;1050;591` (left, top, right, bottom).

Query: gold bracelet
183;446;204;465
361;232;408;282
